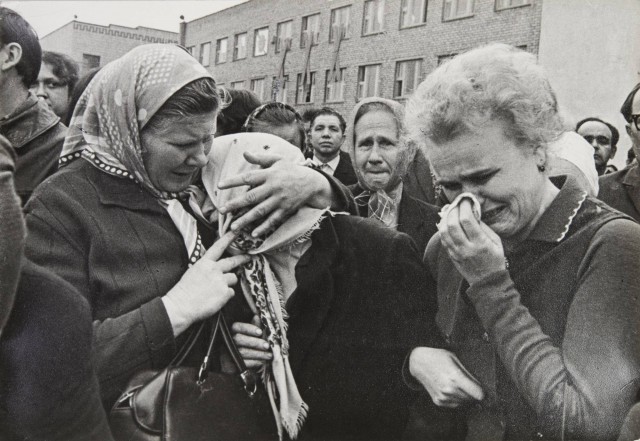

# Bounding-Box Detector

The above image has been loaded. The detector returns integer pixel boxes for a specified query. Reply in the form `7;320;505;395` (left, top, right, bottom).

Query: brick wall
184;0;542;118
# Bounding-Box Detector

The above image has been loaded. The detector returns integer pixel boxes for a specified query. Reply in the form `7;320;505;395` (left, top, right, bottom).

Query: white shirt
312;154;341;176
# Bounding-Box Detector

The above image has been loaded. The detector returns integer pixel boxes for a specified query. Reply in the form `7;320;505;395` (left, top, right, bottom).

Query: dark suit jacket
349;183;440;254
598;164;640;222
233;215;442;440
333;150;358;186
0;259;113;441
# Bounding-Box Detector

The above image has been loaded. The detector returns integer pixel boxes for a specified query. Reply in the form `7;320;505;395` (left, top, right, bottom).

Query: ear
626;124;633;137
611;144;617;158
532;143;547;167
0;42;22;72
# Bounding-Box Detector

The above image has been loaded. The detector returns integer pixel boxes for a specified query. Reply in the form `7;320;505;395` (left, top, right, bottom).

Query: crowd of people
0;5;639;441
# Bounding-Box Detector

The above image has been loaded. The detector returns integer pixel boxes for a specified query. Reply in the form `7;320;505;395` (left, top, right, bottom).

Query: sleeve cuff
139;297;176;364
402;348;424;391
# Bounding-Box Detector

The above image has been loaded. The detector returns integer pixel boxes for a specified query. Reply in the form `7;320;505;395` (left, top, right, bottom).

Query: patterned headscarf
59;44;215;263
201;133;332;440
345;97;416;228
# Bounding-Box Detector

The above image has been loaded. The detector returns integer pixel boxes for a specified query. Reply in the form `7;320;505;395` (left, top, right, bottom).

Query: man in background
0;7;66;205
598;84;640;221
576;117;619;176
31;51;79;119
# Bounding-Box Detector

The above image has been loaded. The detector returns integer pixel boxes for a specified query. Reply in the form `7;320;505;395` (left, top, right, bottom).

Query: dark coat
598;164;640;222
349;183;440;254
425;178;640;440
24;158;358;408
0;259;113;441
0;93;66;205
232;215;443;440
333;150;358;186
404;148;438;206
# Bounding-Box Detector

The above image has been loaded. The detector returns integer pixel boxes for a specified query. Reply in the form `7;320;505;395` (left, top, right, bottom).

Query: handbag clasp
240;370;257;397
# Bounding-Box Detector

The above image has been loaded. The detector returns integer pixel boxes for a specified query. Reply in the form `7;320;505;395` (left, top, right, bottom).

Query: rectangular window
394;59;422;98
253;27;269;56
82;53;101;71
296;72;316;104
324;68;346;102
301;13;320;48
199;42;211;66
357;64;381;100
443;0;474;20
233;33;247;60
230;80;245;90
186;46;195;55
215;38;228;64
400;0;428;28
271;75;289;103
276;20;293;53
363;0;385;35
495;0;530;10
329;6;351;42
250;78;265;100
437;53;457;65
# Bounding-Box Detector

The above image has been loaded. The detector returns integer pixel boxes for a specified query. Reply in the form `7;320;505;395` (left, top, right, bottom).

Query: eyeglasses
581;135;611;146
631;114;640;131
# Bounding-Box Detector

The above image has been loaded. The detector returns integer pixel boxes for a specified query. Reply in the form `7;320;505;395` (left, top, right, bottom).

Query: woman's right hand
162;231;250;337
409;347;485;408
231;314;272;369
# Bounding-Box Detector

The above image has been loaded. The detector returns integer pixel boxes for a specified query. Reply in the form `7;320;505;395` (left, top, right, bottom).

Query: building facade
40;21;178;74
184;0;542;117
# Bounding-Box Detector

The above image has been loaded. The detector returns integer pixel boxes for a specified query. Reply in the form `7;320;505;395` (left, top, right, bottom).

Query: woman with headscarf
209;133;444;440
346;96;440;253
23;44;354;408
405;43;640;441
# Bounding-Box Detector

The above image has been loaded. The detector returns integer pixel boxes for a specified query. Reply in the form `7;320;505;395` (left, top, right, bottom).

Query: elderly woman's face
140;111;217;192
429;122;548;240
354;110;401;191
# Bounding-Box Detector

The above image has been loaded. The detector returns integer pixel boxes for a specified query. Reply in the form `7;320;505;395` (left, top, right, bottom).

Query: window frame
199;42;211;66
329;5;352;43
271;75;290;104
253;27;269;57
215;37;228;64
356;64;381;100
393;58;423;99
399;0;428;29
276;20;293;53
296;71;317;104
362;0;385;36
301;13;321;48
324;67;347;103
442;0;475;21
233;32;247;60
494;0;531;11
230;80;246;90
250;77;266;100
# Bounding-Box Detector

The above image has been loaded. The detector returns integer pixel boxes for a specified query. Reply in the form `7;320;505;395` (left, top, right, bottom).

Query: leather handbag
109;312;278;441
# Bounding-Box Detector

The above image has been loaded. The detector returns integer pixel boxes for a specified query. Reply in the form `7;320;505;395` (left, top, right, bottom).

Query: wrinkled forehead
577;121;612;138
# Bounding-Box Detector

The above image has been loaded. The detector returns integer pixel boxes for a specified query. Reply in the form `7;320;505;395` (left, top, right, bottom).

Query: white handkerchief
438;192;482;222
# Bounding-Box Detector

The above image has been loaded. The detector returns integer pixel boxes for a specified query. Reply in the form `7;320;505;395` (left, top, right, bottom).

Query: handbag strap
196;311;258;397
170;319;208;367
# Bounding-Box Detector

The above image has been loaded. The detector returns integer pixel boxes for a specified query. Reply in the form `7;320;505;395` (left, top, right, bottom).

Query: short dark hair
147;77;221;130
0;7;41;88
300;107;319;123
216;89;261;136
243;102;306;149
42;51;79;91
575;117;619;147
310;107;346;133
620;83;640;123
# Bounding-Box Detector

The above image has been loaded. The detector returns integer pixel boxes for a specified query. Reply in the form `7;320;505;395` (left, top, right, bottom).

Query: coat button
536;432;544;438
482;332;490;342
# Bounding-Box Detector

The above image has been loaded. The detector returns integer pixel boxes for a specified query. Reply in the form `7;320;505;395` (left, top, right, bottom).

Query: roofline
41;19;178;39
185;0;252;26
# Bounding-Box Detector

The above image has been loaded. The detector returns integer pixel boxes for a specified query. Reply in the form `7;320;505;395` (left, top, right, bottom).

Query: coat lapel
286;218;340;372
623;166;640;216
397;189;425;243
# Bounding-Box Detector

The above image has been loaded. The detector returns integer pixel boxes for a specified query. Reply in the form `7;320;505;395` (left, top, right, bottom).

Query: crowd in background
1;5;639;441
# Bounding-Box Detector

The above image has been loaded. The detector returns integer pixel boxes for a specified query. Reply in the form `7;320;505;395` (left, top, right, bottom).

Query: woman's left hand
439;198;507;285
217;151;334;237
